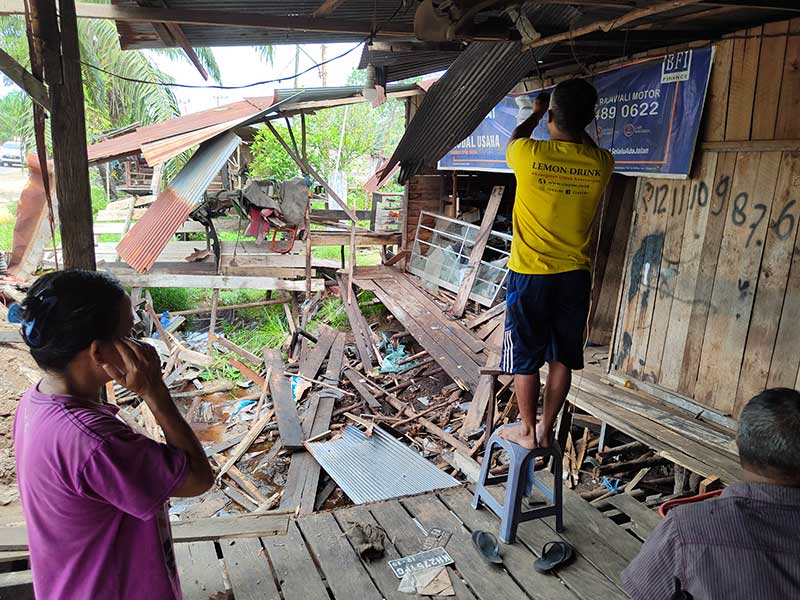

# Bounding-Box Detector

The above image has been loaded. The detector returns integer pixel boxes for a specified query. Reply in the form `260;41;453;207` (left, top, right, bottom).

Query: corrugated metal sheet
114;0;417;49
86;84;422;165
358;43;460;83
116;131;241;273
305;425;460;504
384;40;550;183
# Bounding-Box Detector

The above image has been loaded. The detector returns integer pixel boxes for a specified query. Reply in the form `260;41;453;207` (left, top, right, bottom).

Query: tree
249;84;405;204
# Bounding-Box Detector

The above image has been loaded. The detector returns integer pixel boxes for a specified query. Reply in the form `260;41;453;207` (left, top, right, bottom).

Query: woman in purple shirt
12;270;213;599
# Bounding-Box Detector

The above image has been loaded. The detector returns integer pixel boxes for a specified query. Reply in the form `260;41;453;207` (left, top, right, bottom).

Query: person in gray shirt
623;388;800;600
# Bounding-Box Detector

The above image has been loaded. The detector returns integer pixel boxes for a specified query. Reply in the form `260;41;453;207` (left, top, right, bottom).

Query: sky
150;43;365;114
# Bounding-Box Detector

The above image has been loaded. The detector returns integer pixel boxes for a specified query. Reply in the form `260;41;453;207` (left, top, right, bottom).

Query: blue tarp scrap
378;333;416;374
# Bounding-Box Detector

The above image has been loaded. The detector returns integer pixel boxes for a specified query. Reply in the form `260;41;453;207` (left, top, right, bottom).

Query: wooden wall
403;170;446;249
611;18;800;418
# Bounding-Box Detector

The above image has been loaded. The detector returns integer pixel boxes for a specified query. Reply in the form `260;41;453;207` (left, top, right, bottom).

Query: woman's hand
102;338;167;399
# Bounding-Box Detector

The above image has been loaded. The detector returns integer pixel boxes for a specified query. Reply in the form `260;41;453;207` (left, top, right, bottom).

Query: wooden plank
368;499;479;600
768;163;800;389
696;152;779;414
735;151;800;412
440;487;628;600
678;152;737;396
281;333;344;514
606;494;661;539
262;522;330;600
590;177;635;345
775;18;800;139
624;179;670;377
437;489;582;600
449;186;504;317
0;47;49;111
643;180;688;382
213;335;262;366
565;379;742;483
659;152;719;390
311;231;402;247
465;301;506;329
112;272;325;291
174;541;227;600
400;493;535;599
702;38;734;142
297;512;383;599
751;21;789;140
215;409;274;481
298;324;337;380
371;279;480;391
264;349;305;450
333;505;418;600
396;273;487;355
343;368;382;409
724;26;761;141
461;350;501;436
172;514;289;542
338;274;377;370
219;537;280;600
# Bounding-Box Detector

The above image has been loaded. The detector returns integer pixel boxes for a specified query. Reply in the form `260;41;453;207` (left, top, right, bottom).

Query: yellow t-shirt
506;138;614;275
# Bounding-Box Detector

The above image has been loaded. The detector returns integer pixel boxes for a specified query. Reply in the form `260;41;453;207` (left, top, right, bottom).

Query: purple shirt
14;384;189;600
623;481;800;600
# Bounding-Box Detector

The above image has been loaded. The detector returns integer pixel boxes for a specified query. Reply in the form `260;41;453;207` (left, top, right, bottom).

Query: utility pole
294;44;300;87
321;45;328;87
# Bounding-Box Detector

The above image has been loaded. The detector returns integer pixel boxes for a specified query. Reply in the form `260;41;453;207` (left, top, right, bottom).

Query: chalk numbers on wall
639;177;798;248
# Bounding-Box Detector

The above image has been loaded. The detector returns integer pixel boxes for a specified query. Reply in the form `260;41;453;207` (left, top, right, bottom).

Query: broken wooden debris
264;349;305;450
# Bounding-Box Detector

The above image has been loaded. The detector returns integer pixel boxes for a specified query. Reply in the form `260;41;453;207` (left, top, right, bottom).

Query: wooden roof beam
524;0;707;49
313;0;350;18
0;1;415;36
0;46;50;111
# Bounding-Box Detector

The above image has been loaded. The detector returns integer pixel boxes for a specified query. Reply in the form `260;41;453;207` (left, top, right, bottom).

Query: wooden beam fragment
216;409;274;481
525;0;705;49
449;186;504;318
0;47;49;110
264;349;305;450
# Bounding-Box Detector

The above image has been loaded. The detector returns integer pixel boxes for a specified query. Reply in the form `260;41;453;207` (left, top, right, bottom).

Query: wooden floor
564;348;742;484
176;483;655;600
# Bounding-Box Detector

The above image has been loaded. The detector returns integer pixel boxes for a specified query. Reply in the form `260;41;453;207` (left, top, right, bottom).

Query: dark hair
19;270;126;371
737;388;800;480
550;78;598;133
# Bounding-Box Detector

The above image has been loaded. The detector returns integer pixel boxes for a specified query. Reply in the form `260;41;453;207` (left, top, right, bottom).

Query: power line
79;42;362;90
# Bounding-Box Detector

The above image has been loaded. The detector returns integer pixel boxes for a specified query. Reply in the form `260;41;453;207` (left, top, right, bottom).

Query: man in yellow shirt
499;78;614;450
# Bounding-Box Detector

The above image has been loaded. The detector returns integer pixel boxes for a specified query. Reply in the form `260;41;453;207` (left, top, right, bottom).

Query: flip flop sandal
533;541;574;573
471;530;503;564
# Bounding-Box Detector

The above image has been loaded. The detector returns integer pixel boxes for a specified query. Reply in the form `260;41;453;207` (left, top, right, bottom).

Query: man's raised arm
510;92;550;142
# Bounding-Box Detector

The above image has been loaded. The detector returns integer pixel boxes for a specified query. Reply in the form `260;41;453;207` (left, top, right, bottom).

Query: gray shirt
623;482;800;600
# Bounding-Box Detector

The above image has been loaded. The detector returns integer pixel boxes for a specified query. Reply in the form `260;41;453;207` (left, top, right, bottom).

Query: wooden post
305;205;312;297
208;289;220;342
449;185;504;318
30;0;95;270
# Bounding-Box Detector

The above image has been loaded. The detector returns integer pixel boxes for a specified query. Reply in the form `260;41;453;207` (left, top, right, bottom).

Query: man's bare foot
536;422;555;448
497;424;538;449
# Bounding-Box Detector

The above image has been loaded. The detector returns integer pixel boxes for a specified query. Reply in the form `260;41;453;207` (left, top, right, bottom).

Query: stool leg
553;449;564;532
499;453;530;544
472;438;496;510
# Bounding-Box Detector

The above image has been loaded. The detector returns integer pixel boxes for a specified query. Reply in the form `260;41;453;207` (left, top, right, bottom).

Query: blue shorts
500;269;591;374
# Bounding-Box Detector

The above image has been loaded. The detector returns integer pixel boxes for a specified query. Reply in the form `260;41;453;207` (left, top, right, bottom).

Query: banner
437;46;714;179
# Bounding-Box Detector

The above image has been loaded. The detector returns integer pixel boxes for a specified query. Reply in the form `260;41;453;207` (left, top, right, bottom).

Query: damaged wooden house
1;1;800;599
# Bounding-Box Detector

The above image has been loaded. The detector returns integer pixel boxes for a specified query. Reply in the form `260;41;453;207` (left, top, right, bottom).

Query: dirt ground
0;343;41;486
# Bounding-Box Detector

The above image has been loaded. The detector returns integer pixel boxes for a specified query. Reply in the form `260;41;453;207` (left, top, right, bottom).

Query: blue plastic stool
472;427;564;544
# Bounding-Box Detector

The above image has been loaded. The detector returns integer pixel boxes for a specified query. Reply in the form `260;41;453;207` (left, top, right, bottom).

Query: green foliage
220;306;289;354
249;94;405;191
0;92;34;150
147;287;192;313
91;184;108;216
311;298;349;331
